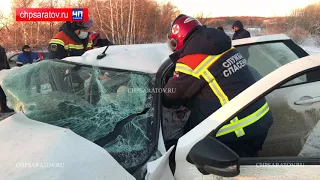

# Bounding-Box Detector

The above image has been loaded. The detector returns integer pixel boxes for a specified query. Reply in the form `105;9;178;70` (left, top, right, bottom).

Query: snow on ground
301;46;320;55
300;37;320;55
226;31;320;55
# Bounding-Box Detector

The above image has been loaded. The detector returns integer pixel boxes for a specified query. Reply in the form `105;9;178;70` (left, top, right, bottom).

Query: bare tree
1;0;180;51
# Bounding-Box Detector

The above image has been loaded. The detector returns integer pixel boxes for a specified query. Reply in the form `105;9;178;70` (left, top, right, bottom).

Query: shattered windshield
1;60;156;171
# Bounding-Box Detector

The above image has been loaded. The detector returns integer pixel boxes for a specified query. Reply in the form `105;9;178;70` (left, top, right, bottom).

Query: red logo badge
172;24;179;35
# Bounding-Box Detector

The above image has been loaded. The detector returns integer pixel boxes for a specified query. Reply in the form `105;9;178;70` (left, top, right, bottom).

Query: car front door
234;36;320;158
173;54;320;179
147;35;320;179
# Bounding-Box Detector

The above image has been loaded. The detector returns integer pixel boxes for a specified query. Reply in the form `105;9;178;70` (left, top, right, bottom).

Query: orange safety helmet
167;14;202;52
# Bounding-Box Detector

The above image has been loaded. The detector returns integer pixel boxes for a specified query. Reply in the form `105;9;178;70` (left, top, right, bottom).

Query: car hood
0;112;135;180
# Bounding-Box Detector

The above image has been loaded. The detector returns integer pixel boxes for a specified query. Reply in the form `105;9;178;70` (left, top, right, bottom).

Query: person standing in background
232;20;251;40
217;26;225;32
232;20;251;59
16;45;40;66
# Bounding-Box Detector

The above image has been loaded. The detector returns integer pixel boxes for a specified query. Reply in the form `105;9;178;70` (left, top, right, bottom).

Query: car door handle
294;97;320;105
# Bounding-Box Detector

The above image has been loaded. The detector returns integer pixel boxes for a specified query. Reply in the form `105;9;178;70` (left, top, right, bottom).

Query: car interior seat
87;75;101;104
116;85;128;100
162;106;191;150
99;74;130;102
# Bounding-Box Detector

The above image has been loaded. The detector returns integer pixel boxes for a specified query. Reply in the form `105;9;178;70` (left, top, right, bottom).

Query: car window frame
157;58;176;139
21;59;162;173
233;39;314;89
210;65;320;166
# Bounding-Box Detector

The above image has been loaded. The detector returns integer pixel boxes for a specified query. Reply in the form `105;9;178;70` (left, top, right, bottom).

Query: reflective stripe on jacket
174;47;270;138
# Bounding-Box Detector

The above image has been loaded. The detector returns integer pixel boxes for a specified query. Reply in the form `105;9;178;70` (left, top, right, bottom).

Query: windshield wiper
94;108;150;147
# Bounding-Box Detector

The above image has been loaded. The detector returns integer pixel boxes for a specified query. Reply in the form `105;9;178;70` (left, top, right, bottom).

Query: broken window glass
1;60;157;171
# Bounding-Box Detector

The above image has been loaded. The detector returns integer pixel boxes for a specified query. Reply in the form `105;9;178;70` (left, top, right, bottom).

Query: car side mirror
187;136;240;177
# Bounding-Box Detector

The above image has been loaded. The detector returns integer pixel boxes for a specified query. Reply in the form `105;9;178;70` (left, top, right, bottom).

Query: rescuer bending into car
48;18;94;59
163;14;274;157
48;18;109;93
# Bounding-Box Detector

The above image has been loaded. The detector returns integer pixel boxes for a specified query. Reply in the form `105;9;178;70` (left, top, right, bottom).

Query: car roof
63;43;171;74
63;34;291;74
232;33;290;46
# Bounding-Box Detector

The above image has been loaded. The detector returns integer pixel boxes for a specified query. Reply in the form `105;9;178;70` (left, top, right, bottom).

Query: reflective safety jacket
165;47;273;140
48;24;92;59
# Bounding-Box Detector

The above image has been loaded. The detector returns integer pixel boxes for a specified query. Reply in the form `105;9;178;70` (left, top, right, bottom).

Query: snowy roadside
301;46;320;55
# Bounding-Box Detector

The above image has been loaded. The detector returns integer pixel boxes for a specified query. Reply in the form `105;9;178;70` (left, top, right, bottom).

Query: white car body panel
232;34;290;46
157;124;168;155
145;125;176;180
0;112;135;180
174;54;320;179
146;146;175;180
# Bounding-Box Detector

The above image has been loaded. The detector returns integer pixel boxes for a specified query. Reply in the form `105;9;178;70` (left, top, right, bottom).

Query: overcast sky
1;0;319;18
157;0;320;17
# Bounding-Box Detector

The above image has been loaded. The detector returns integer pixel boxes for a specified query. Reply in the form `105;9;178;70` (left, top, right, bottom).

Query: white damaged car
0;34;320;180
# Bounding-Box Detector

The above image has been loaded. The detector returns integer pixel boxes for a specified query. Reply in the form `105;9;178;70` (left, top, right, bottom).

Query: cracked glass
1;60;156;171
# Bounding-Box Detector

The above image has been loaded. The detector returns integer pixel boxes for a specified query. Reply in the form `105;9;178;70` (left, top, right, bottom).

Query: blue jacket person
16;45;39;67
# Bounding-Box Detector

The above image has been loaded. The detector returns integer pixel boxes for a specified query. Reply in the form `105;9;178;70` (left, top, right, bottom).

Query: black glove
162;93;187;109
